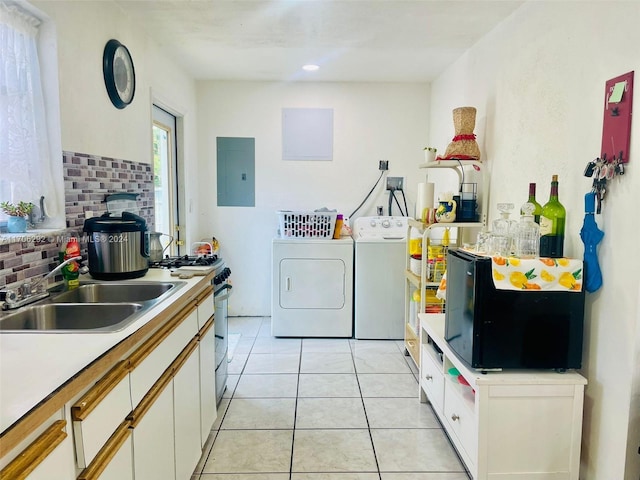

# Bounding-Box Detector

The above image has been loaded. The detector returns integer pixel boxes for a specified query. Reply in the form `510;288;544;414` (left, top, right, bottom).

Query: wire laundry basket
277;210;338;238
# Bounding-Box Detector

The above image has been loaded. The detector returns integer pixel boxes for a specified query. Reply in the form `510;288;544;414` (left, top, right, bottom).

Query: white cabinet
131;379;175;480
129;308;199;407
77;421;134;480
0;418;75;480
71;361;131;469
0;281;219;480
173;341;203;480
199;320;217;446
419;314;586;480
404;159;488;367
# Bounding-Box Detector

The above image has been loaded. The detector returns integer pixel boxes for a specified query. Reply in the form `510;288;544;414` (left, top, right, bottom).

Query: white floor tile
228;316;263;337
300;352;355;373
258;319;273;337
357;373;419;398
350;339;405;355
194;323;469;478
292;429;377;472
364;397;440;429
371;428;465;473
244;353;300;373
233;336;256;354
200;475;289;480
227;353;249;374
292;474;380;479
252;337;302;354
203;429;293;473
380;474;470;480
303;338;353;353
353;352;413;374
298;373;361;397
296;397;368;429
234;373;299;398
223;374;240;398
221;398;296;429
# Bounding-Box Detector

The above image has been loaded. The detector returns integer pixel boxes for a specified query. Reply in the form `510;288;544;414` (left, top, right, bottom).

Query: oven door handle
214;284;233;301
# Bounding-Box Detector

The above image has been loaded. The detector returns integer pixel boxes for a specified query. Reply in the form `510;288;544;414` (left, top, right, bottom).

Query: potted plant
423;146;437;163
1;201;35;233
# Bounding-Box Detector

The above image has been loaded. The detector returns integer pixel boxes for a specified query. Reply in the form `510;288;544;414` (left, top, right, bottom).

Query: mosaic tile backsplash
0;152;154;288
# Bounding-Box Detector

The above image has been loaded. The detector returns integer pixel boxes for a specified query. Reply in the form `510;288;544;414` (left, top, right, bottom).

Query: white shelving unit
419;314;586;480
403;160;488;367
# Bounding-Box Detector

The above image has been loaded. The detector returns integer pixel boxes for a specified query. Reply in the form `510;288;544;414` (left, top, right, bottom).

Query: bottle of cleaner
59;237;81;289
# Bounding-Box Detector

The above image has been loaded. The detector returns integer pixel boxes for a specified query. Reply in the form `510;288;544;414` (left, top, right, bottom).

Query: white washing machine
271;237;354;337
353;216;408;339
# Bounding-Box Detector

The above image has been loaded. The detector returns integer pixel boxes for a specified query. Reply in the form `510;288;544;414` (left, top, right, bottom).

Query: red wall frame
601;71;634;163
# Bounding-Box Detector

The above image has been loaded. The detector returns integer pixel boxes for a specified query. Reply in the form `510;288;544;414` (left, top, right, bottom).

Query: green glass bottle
539;175;566;258
522;182;543;224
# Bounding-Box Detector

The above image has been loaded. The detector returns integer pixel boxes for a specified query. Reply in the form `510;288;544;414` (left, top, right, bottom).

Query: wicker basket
277;210;338;238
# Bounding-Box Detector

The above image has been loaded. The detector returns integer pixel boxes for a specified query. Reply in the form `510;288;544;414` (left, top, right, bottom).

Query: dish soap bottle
59;237;81;289
539;175;566;258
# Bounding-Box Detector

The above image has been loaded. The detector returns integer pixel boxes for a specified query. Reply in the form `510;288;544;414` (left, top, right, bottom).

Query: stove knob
369;220;377;227
396;220;403;227
382;219;391;228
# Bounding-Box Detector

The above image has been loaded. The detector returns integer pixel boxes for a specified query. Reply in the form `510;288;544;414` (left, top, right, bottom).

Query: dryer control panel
353;216;408;239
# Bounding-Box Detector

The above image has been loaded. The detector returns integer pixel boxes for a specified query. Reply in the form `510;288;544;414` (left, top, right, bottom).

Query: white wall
196;81;430;315
31;0;200;246
429;2;640;478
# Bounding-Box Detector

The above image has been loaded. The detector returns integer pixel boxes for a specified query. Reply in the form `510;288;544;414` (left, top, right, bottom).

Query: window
0;2;63;228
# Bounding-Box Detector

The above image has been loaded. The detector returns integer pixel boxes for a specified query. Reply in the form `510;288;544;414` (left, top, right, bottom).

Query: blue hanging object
580;192;604;293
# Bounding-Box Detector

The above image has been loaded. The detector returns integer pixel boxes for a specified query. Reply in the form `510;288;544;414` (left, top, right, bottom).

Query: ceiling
115;0;524;83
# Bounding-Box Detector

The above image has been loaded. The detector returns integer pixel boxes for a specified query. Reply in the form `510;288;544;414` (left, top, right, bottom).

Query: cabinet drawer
129;307;198;407
77;420;133;480
420;345;444;414
71;361;131;469
444;378;477;463
196;287;214;330
0;420;75;480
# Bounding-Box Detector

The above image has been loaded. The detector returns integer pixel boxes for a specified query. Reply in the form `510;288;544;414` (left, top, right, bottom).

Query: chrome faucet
0;256;87;310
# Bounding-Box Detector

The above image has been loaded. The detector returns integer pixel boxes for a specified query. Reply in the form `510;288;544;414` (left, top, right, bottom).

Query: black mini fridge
444;248;586;370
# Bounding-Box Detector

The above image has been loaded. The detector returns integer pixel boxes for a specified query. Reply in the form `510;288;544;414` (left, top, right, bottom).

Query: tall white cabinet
420;314;587;480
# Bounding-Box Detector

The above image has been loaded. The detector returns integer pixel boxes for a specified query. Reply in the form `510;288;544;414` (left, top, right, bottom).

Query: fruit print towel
491;256;583;292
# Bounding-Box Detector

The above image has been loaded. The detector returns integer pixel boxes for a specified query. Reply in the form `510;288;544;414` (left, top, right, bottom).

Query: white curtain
0;2;58;221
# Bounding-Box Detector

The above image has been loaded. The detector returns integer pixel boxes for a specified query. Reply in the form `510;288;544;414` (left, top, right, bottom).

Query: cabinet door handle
286;277;291;291
425;374;433;380
451;413;460;421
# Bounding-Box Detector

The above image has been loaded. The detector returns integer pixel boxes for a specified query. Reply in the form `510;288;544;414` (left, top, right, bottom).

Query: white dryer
271;237;353;337
353;216;408;339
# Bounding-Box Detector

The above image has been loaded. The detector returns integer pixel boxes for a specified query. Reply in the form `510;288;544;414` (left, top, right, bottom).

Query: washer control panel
353;216;408;239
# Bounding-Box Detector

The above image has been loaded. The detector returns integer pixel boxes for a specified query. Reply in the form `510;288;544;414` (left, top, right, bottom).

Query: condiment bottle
333;214;344;239
59;237;81;289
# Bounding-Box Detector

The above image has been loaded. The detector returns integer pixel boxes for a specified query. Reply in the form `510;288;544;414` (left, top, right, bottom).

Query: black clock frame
103;39;136;109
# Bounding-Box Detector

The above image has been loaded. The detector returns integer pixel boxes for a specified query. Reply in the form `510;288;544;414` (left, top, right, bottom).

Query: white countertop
0;269;207;432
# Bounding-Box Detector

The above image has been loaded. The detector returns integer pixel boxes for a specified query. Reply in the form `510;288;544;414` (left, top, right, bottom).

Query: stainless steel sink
0;281;186;333
50;282;177;304
0;303;144;332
